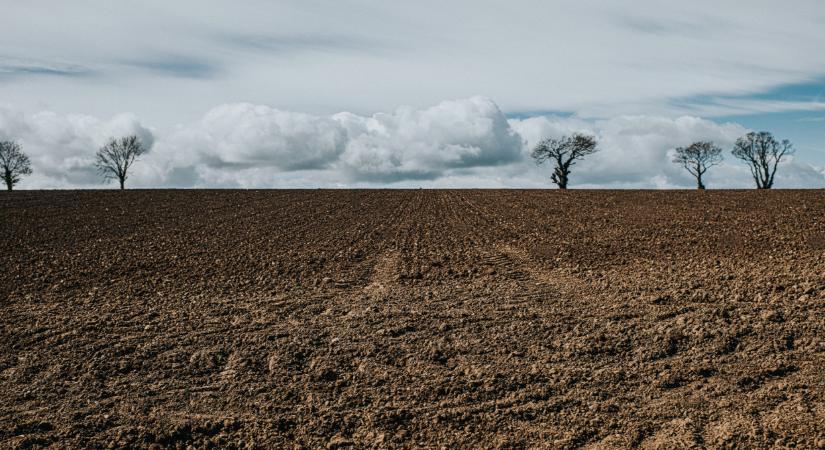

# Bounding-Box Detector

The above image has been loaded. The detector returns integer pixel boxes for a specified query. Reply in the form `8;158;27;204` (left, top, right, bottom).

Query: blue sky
1;0;824;188
713;80;825;164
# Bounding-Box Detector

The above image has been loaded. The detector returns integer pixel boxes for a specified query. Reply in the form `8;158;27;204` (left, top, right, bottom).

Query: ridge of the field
1;190;824;448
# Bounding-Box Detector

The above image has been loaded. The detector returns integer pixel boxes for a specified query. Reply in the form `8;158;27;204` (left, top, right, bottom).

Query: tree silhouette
673;141;723;190
531;133;598;189
731;131;793;189
94;135;148;190
0;141;33;191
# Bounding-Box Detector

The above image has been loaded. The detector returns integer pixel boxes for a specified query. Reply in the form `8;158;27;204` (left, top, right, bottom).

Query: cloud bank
3;97;823;190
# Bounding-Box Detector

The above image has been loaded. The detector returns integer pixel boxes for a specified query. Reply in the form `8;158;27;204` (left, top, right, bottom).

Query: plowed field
2;190;824;448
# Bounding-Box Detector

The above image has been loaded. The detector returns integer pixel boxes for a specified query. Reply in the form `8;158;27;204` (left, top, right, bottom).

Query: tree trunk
553;166;569;189
4;172;11;191
119;178;125;190
555;174;568;190
753;175;765;189
697;173;705;190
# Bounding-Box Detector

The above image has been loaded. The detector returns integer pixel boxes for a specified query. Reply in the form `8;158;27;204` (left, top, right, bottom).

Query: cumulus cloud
171;103;347;171
511;114;822;189
150;97;521;185
334;97;522;181
2;98;824;189
0;106;154;188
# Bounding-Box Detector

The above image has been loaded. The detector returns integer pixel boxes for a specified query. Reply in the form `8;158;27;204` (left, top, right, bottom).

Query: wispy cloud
0;57;95;78
616;11;727;38
219;32;397;56
679;98;825;118
3;1;825;117
796;116;825;123
119;55;222;79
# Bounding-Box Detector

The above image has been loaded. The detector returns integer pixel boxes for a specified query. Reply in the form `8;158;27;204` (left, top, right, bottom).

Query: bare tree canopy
531;133;598;189
672;141;723;190
94;135;148;190
731;131;794;189
0;140;33;191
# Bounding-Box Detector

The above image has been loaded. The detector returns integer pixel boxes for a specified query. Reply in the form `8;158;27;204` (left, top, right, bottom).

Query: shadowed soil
1;190;824;448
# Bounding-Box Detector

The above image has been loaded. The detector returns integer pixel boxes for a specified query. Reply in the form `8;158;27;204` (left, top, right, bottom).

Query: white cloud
334;97;522;181
510;114;823;189
3;98;824;190
144;97;521;186
179;103;347;170
0;106;154;188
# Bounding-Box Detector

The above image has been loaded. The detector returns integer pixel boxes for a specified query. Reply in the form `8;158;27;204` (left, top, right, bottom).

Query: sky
1;0;824;189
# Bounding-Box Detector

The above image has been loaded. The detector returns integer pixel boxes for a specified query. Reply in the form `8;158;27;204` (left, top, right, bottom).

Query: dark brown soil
1;190;824;449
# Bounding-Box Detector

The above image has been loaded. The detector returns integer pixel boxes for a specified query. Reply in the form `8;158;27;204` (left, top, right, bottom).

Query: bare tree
531;133;598;189
672;141;723;190
0;141;33;191
94;135;148;190
731;131;793;189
